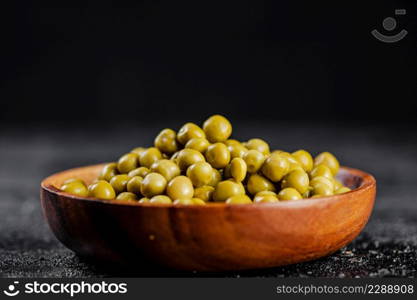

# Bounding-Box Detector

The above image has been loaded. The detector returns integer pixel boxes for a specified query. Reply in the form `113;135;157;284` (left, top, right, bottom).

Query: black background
1;1;417;278
0;0;416;125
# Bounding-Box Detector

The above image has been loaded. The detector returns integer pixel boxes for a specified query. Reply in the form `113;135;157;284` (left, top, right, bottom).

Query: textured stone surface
0;122;416;278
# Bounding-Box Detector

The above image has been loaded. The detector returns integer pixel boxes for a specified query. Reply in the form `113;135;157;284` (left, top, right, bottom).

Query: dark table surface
1;121;416;278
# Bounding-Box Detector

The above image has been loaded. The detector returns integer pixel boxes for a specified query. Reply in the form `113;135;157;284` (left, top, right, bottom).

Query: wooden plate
40;164;376;271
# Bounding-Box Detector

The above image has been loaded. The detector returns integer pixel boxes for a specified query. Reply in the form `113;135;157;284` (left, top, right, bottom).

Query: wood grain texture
40;164;376;271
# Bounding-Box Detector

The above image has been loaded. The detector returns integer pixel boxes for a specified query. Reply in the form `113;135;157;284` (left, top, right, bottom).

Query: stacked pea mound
60;115;351;205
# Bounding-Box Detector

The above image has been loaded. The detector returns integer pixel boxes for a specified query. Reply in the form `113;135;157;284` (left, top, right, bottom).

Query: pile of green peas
60;115;351;205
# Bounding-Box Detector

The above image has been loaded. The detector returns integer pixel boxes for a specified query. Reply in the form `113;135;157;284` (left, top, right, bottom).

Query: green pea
292;150;314;172
243;150;265;173
88;180;116;200
139;147;162;169
150;159;180;181
310;164;333;180
314;152;340;175
245;138;270;155
176;149;205;171
116;192;138;201
278;188;302;201
281;169;310;194
150;195;172;204
185;138;210;153
128;167;150;178
203;115;232;143
99;163;119;181
247;174;275;195
193;186;214;202
61;180;89;197
254;191;279;203
205;143;231;169
177;123;206;145
261;155;290;182
126;176;143;194
110;174;131;194
186;162;214;187
140;173;167;198
154;128;179;154
117;153;138;173
226;194;252;204
230;157;247;182
213;180;245;202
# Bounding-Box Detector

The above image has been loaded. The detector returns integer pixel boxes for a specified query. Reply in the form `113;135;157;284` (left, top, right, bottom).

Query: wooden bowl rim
41;164;376;210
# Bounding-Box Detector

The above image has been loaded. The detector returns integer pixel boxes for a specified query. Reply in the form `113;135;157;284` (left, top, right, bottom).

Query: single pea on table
60;114;351;204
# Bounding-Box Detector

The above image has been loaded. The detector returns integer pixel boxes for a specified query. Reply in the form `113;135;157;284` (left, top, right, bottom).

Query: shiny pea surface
61;114;350;204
